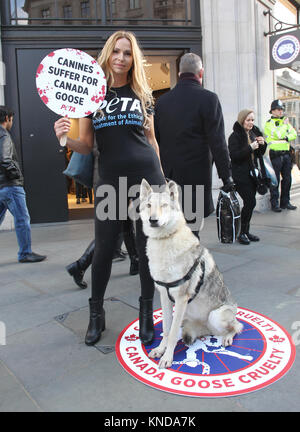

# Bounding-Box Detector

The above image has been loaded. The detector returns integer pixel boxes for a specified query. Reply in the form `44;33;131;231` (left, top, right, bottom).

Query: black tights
91;168;166;302
91;216;153;301
236;180;257;234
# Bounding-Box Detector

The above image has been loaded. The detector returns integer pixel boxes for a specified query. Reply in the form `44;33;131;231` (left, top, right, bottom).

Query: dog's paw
237;322;244;334
158;354;174;369
149;347;165;359
182;333;195;346
222;334;234;347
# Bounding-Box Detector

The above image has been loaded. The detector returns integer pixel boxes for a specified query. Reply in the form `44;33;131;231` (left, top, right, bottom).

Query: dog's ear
167;180;178;201
140;178;152;202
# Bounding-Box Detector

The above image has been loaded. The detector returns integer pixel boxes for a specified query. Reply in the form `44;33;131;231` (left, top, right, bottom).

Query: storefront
273;1;300;141
1;0;299;226
268;0;300;190
0;0;202;223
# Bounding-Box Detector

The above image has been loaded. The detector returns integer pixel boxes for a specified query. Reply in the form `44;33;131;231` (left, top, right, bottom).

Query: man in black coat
0;106;46;263
154;53;233;234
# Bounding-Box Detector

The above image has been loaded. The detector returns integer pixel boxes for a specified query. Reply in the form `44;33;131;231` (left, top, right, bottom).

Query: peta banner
36;48;106;118
270;30;300;70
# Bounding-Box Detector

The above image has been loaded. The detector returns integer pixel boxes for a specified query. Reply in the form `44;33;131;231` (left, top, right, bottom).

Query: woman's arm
54;117;94;154
144;115;164;175
255;135;267;155
144;115;161;159
252;127;267;155
228;133;253;162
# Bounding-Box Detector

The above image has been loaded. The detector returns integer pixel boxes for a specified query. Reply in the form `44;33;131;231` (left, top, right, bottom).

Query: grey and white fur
139;179;243;369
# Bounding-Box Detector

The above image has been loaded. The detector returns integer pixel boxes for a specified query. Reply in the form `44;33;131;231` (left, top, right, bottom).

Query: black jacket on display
228;122;267;185
154;75;231;217
0;125;24;188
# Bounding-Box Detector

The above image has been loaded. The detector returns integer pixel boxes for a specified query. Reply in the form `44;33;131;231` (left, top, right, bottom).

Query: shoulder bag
63;151;94;189
250;153;269;195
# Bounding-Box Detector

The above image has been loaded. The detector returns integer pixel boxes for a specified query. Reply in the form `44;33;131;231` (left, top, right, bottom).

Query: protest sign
36;48;106;146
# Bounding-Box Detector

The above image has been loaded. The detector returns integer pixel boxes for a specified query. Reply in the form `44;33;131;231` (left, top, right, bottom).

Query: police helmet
270;99;285;114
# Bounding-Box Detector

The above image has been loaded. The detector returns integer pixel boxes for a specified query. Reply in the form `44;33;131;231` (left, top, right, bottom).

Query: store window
274;0;300;143
129;0;141;10
65;119;94;213
81;1;90;18
41;8;50;19
9;0;194;26
277;69;300;143
10;0;29;24
63;5;72;19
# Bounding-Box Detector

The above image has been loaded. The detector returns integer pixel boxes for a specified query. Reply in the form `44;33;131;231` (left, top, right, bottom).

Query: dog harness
154;257;205;304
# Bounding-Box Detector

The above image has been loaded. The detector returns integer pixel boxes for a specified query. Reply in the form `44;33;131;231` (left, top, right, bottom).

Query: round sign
36;48;106;118
272;34;300;65
116;307;295;397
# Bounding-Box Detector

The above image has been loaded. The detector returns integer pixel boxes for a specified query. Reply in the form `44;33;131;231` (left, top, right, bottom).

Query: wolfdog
139;179;243;369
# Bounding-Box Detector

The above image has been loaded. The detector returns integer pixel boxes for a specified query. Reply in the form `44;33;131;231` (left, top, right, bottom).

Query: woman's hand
54;117;71;142
256;136;265;146
250;140;259;150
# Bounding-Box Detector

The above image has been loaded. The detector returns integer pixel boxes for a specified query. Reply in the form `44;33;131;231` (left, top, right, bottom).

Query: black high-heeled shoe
85;298;106;346
66;240;95;289
247;233;260;242
139;297;154;345
66;262;87;289
129;256;139;275
238;233;250;245
123;224;139;276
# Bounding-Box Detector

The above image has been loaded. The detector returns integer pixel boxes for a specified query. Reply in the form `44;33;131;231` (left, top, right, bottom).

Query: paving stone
0;321;100;392
0;195;299;412
0;361;41;412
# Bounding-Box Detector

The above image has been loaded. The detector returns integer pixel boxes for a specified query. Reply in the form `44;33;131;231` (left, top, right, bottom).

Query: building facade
0;0;298;227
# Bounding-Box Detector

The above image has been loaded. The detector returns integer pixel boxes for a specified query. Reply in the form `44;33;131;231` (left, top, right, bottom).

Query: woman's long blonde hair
97;30;154;128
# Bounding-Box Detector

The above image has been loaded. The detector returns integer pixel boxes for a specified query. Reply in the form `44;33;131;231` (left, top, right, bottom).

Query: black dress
90;84;165;300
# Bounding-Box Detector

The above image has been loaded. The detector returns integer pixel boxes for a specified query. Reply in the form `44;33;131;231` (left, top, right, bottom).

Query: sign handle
60;133;67;147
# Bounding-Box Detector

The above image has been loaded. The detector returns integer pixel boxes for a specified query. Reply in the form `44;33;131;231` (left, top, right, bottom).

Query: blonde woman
54;31;165;346
228;110;266;245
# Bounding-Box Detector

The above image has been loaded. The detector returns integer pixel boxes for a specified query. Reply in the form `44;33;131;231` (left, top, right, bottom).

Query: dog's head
139;179;183;238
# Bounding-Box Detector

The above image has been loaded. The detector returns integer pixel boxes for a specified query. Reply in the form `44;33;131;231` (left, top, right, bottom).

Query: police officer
264;99;297;212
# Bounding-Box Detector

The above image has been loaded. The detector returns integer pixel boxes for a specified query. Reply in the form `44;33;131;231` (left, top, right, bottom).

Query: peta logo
116;307;295;397
0;321;6;345
99;96;142;115
272;35;300;64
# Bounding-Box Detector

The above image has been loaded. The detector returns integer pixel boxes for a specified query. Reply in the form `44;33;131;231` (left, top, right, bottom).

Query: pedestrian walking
0;106;46;263
154;53;234;236
66;219;139;289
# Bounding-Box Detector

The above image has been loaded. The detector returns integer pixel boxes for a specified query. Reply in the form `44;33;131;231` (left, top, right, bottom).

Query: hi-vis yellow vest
264;117;297;151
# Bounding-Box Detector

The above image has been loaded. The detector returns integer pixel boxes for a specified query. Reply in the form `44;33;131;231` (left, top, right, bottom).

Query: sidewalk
0;192;299;412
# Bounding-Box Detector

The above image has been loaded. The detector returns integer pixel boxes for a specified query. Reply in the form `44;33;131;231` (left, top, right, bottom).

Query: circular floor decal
116;307;295;397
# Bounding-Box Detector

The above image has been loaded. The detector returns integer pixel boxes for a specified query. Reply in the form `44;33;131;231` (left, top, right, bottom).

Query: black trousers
91;216;152;301
91;173;165;302
236;179;257;234
269;153;292;208
75;182;85;199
